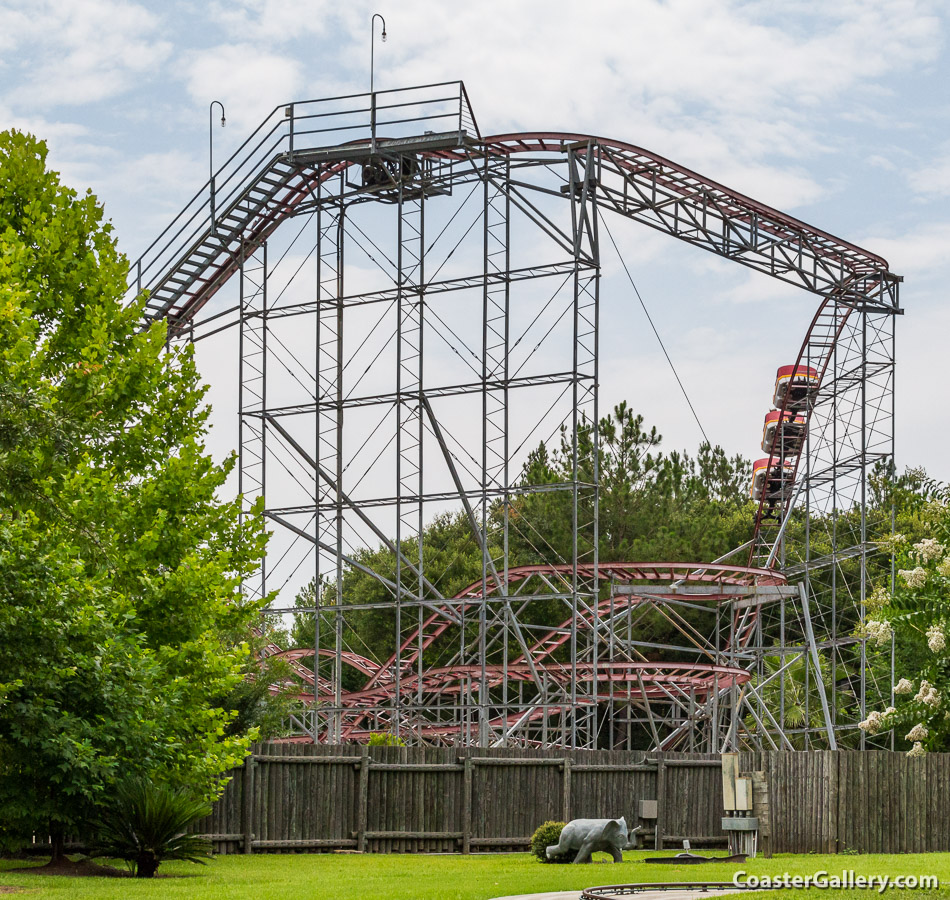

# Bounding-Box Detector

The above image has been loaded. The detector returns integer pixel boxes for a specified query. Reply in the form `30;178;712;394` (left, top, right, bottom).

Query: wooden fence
765;750;950;855
195;745;950;856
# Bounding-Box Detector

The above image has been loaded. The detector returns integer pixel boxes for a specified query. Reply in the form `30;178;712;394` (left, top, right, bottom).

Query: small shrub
368;731;407;746
531;820;570;863
89;777;213;877
0;827;26;859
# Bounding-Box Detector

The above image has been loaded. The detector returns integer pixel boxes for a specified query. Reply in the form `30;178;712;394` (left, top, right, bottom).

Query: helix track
262;563;781;743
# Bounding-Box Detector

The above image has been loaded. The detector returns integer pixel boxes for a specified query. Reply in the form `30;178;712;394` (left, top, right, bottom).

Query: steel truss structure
128;82;901;750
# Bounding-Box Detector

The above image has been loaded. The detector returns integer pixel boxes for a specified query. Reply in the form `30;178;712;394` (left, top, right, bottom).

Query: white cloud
719;271;812;307
91;149;210;254
867;154;898;171
1;0;172;109
0;6;31;53
860;221;950;275
180;44;303;130
897;302;950;474
908;144;950;197
308;0;940;214
206;0;336;42
378;0;940;123
0;100;125;198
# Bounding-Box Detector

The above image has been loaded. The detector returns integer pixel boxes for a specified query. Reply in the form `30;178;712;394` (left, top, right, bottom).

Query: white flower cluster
913;538;945;563
922;499;947;525
864;620;893;646
878;533;907;552
898;567;928;589
927;623;946;654
908;742;926;758
906;723;929;741
914;680;941;707
858;710;885;734
867;585;890;611
894;678;914;695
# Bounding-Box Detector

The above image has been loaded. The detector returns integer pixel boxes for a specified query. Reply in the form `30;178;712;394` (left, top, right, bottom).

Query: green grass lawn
1;850;947;899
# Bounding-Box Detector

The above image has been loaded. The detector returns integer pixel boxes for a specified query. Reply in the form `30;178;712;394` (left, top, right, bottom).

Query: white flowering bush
913;538;945;563
877;532;907;553
866;486;950;756
858;709;885;735
921;686;940;707
867;585;890;612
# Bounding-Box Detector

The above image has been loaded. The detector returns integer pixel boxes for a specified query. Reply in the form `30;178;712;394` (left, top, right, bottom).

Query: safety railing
126;81;479;307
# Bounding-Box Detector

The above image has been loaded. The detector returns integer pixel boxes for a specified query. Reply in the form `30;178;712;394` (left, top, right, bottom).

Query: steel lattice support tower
130;82;901;751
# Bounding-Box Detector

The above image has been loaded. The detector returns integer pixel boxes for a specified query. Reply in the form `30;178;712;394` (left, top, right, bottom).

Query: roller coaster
127;82;900;751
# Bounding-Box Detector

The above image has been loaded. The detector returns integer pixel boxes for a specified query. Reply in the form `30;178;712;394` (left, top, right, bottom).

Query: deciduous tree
0;130;267;855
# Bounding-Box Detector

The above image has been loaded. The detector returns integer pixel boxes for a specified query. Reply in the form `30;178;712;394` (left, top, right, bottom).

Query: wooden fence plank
357;746;369;852
462;754;473;854
562;758;572;822
242;755;255;853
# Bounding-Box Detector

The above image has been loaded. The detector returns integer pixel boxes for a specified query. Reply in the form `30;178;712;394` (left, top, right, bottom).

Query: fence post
562;758;572;822
654;755;665;851
462;756;473;854
751;770;771;857
242;753;256;854
826;750;838;855
357;746;370;852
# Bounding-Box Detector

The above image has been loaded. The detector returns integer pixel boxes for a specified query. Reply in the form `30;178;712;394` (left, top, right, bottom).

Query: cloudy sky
3;0;948;480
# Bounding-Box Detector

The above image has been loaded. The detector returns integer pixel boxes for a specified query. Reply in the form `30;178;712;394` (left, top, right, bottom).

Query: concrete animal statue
546;817;640;863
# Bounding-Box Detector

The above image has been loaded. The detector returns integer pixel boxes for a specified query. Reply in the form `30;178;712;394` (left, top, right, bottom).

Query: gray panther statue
546;816;641;863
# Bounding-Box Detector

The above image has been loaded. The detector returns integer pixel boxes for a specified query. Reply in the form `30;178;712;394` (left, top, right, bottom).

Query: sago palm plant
90;777;212;877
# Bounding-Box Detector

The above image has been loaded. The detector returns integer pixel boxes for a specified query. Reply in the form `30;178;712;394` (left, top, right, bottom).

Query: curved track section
267;562;779;746
138;132;894;333
365;562;782;691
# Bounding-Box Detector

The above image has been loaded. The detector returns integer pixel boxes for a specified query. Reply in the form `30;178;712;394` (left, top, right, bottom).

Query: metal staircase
126;83;480;331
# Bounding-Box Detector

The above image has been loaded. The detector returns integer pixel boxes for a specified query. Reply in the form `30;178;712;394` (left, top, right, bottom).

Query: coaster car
751;457;794;503
773;365;819;410
761;409;807;455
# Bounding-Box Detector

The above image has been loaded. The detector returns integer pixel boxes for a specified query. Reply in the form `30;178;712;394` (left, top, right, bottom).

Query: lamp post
209;100;226;236
370;14;387;95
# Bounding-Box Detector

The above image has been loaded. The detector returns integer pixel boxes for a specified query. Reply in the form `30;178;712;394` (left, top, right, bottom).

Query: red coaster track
264;563;782;743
